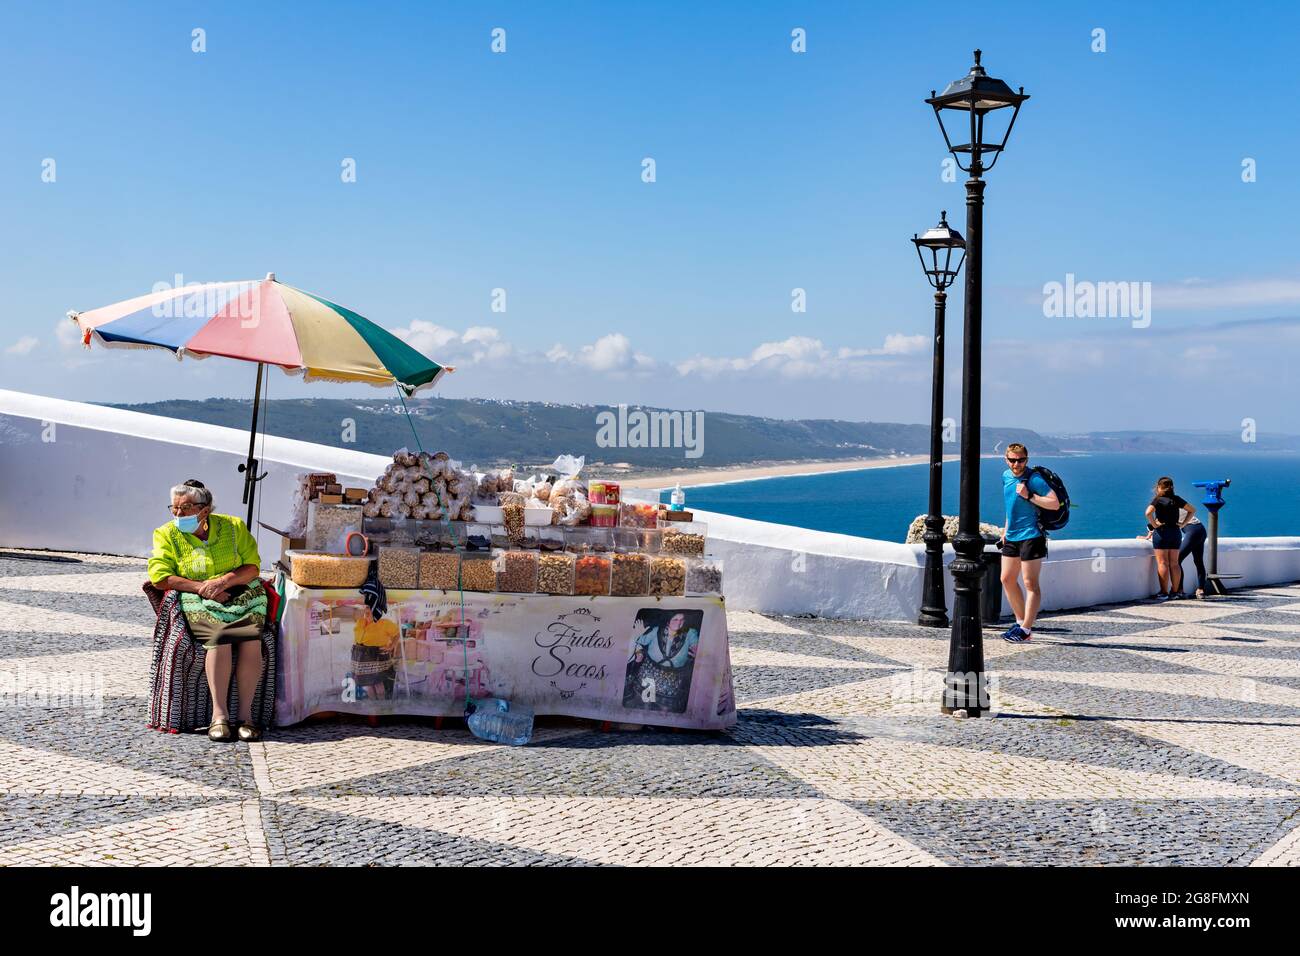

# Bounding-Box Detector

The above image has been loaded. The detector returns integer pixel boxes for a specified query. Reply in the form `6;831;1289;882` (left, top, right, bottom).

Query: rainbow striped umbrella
68;273;453;523
68;272;450;395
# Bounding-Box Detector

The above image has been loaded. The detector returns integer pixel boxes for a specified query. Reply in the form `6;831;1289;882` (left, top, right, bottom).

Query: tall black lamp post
926;50;1028;716
912;213;966;628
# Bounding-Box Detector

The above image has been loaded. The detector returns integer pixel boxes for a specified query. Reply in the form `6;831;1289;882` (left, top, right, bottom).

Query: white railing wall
2;389;1297;620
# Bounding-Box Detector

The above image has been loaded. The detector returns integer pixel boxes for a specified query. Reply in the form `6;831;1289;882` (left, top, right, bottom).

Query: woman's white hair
170;481;213;508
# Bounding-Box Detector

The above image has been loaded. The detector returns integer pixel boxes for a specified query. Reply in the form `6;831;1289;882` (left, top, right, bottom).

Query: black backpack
1027;465;1070;533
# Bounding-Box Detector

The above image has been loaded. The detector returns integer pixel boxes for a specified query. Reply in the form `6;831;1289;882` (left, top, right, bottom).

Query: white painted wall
0;389;388;561
2;389;1297;620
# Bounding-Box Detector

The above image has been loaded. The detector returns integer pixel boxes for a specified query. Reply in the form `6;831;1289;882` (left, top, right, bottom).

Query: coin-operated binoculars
1193;479;1238;596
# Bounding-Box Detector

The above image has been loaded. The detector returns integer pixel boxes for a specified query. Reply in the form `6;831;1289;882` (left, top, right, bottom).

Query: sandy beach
619;454;961;490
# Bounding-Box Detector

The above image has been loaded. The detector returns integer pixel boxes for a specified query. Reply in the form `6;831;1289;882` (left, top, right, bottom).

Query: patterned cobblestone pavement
1;551;1298;866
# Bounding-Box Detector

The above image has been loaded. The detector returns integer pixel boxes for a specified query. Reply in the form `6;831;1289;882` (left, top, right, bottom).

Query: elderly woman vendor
147;479;267;742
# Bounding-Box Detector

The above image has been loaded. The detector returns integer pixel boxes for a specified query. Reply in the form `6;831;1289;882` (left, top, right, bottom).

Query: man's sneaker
1155;592;1171;602
1169;591;1184;601
1002;625;1032;643
1001;623;1022;640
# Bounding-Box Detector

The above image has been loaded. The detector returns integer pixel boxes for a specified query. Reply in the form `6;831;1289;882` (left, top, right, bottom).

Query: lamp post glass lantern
926;50;1028;716
912;212;965;628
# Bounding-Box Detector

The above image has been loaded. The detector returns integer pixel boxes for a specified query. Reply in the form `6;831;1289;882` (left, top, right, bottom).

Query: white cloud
55;319;82;349
389;321;513;365
1153;277;1300;310
679;332;924;379
5;336;39;356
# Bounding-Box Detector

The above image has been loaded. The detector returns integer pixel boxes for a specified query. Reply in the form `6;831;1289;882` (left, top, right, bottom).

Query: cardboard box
344;487;368;502
319;493;344;504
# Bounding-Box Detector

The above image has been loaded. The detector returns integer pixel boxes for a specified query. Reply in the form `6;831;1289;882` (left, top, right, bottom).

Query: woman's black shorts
1000;536;1048;560
1151;525;1182;550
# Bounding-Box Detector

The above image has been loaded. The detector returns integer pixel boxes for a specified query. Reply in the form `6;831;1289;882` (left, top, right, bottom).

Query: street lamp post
925;50;1028;716
912;213;966;628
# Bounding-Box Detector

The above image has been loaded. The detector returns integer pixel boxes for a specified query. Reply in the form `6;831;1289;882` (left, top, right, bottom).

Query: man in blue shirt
999;443;1059;643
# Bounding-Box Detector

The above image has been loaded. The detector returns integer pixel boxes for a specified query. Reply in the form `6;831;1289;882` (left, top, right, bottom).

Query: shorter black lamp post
912;212;966;627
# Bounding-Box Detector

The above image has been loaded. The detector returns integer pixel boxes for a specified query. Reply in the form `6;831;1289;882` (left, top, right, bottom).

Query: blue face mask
174;513;201;534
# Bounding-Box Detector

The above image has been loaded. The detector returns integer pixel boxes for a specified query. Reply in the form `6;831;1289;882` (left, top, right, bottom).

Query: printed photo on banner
622;608;702;714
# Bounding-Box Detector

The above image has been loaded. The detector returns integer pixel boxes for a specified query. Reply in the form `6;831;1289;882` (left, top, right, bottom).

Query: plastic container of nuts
460;552;497;592
648;556;687;596
610;552;649;596
566;527;614;554
538;526;565;553
537;552;576;594
287;550;372;588
685;556;724;595
419;550;461;590
661;522;707;557
377;545;420;589
495;550;538;593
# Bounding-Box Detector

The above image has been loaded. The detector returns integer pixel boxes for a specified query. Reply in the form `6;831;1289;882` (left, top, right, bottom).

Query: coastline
619;454;961;491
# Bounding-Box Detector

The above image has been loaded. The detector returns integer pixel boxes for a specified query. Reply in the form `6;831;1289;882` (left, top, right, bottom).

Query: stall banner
276;583;736;730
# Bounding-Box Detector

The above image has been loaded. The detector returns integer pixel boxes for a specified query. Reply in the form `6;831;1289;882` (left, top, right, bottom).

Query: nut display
419;551;461;590
306;503;363;552
537;553;576;594
496;550;538;593
610;552;649;596
662;528;706;556
460;555;497;591
377;546;420;588
503;502;526;545
574;555;611;595
649;557;686;596
686;559;723;595
288;551;372;588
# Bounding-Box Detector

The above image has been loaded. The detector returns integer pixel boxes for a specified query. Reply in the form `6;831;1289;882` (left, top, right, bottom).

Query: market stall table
274;580;737;731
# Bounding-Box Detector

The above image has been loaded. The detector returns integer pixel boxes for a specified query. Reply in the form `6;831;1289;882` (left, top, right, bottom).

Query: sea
662;453;1300;542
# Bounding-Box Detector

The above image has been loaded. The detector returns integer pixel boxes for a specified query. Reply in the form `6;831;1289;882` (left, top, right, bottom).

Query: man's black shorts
1000;536;1047;560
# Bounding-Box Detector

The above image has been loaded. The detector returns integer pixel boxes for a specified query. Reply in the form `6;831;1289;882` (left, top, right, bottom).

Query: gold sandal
237;722;262;742
208;720;234;742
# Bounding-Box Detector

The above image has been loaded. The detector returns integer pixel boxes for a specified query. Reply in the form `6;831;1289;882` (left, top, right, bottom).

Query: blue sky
2;1;1299;433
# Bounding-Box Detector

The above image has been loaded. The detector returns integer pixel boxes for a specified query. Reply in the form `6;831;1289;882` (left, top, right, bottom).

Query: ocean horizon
662;452;1300;542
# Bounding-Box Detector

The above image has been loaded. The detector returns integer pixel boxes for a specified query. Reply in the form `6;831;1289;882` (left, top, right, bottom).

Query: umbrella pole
240;362;266;526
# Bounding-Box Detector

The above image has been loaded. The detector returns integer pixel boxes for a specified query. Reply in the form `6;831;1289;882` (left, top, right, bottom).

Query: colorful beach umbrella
68;273;453;523
68;273;449;395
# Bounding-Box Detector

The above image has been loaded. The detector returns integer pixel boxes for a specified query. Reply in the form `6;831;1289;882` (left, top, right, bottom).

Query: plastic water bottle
467;697;534;746
670;483;685;512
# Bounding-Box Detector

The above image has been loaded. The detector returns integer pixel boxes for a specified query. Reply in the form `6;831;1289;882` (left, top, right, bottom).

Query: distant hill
1046;430;1300;454
103;397;1059;470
